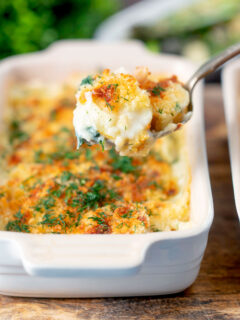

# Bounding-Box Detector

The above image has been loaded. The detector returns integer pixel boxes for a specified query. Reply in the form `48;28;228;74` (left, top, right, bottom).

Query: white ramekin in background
222;58;240;221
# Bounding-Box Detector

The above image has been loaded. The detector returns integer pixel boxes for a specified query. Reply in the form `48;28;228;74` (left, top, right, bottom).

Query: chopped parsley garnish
105;99;114;110
50;109;57;120
79;178;86;186
109;149;137;174
158;109;163;114
80;127;105;151
151;227;162;232
151;85;166;96
175;102;181;112
121;210;133;219
107;83;118;91
85;149;92;161
40;213;58;226
63;151;81;159
99;140;105;151
61;171;73;182
78;180;107;210
116;222;123;229
148;181;163;189
34;149;81;164
80;75;94;86
9;120;29;145
31;175;119;228
5;210;30;233
86;126;100;138
111;174;122;181
88;212;109;231
45;176;120;213
34;196;56;212
60;127;71;133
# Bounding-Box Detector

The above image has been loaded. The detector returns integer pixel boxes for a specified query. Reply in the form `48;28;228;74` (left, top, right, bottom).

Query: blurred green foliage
0;0;120;59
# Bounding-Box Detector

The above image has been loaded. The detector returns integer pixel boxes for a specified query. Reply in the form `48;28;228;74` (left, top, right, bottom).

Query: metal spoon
153;42;240;139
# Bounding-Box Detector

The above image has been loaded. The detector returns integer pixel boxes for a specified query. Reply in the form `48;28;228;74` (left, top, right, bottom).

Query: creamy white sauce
73;91;101;147
73;68;190;156
73;81;153;154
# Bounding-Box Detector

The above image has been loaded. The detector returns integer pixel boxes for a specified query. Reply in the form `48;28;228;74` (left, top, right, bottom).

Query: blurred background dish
132;0;240;63
96;0;240;81
96;0;240;63
1;0;239;75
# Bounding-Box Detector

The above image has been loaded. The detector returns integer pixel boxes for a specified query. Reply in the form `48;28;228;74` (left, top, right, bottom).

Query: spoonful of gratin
73;43;240;156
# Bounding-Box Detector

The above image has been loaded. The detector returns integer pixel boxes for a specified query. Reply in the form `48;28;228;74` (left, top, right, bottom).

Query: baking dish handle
16;236;150;277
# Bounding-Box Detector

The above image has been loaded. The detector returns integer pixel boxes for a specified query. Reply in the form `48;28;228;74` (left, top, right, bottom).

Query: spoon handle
186;42;240;92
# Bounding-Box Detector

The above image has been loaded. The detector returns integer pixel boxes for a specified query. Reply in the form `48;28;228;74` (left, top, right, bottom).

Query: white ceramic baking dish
0;40;213;297
222;58;240;221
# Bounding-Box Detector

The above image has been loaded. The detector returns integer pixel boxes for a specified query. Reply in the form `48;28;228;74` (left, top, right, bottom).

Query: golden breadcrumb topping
74;68;190;156
0;75;190;234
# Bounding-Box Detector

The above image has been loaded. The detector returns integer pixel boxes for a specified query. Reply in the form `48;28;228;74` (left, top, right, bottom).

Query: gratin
73;67;190;156
0;75;190;234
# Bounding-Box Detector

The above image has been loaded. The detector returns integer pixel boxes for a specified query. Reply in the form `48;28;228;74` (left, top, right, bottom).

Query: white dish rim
0;40;214;276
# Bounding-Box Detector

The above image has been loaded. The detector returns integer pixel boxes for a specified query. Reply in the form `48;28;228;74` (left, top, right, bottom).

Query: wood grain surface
0;85;240;320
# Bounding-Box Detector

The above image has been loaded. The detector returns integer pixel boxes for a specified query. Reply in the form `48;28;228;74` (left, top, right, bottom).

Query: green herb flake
116;222;123;229
111;174;122;181
148;181;163;189
109;149;137;174
85;149;92;161
34;196;56;212
151;226;162;232
105;99;114;110
61;171;73;182
175;102;181;112
9;120;29;145
99;140;105;151
88;214;109;231
88;216;105;225
34;149;81;164
6;220;30;233
5;210;30;233
50;109;57;121
80;75;94;86
122;210;133;219
151;85;166;96
79;178;86;186
40;213;58;226
107;83;119;91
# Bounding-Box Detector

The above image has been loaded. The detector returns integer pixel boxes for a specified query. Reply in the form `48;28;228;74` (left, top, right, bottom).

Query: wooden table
0;85;240;320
